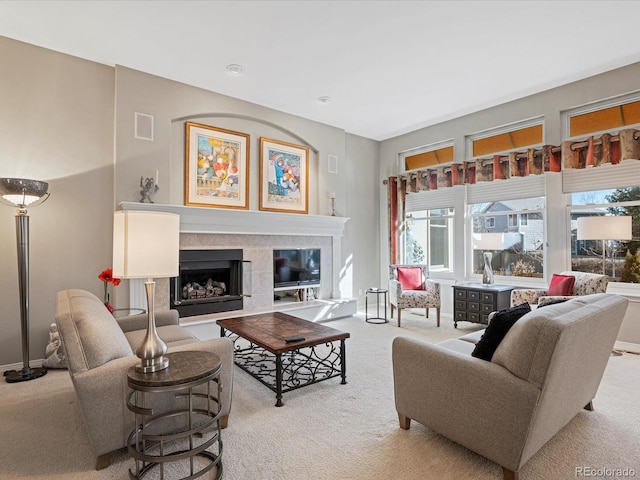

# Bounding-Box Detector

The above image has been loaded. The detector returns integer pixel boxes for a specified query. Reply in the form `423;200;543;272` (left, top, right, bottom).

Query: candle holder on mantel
328;192;336;216
139;175;159;203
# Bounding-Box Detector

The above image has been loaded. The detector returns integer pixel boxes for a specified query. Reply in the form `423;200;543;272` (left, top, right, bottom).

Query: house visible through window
470;197;545;279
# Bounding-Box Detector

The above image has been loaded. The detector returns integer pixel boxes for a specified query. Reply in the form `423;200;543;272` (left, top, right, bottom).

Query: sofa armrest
116;310;179;332
392;336;540;471
510;288;548;307
424;279;440;296
537;295;576;305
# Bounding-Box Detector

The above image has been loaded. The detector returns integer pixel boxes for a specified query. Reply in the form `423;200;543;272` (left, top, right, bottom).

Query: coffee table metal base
222;331;347;407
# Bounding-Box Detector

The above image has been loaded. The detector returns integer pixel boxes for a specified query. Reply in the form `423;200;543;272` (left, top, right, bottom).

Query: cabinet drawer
468;291;480;301
455;289;467;299
468;302;480;312
468;312;480;323
455;311;467;321
481;303;494;314
455;299;467;310
481;292;495;303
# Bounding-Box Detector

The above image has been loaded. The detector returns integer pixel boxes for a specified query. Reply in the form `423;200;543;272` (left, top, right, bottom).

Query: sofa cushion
471;303;531;361
397;266;424;290
547;274;575;296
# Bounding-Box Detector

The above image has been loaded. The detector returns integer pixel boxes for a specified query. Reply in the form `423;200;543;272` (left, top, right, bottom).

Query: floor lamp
113;210;180;373
1;178;50;383
576;216;632;276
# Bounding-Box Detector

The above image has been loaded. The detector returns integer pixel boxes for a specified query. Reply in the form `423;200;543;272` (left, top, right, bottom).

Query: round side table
126;350;223;480
365;288;389;324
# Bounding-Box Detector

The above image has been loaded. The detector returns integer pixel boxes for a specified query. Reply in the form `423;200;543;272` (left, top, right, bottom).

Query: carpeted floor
0;310;639;479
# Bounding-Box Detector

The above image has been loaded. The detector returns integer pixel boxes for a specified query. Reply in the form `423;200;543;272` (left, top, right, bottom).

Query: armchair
510;271;608;307
55;289;234;469
393;293;628;480
389;264;441;327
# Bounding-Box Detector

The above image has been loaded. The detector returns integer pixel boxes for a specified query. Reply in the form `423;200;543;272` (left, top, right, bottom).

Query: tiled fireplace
120;202;349;318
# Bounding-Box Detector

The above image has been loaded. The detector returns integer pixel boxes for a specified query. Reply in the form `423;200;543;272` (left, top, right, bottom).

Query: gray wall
378;62;640;343
0;37;380;366
0;37;115;366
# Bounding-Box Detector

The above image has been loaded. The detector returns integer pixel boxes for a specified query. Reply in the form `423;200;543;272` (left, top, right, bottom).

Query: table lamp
472;233;506;285
0;178;50;383
113;210;180;373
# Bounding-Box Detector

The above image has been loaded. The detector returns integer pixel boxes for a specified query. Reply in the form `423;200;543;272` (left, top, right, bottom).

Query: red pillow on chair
547;274;575;296
397;267;424;290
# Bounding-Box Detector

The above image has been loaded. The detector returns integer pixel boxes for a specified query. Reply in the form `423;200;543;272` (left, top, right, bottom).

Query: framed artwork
185;121;249;209
259;137;309;214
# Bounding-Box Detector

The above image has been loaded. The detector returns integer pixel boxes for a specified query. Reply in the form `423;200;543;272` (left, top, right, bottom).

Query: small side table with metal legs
365;288;388;324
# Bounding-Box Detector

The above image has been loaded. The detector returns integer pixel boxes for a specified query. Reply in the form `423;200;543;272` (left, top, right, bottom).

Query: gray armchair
389;264;440;327
510;271;608;307
393;293;628;480
55;289;234;469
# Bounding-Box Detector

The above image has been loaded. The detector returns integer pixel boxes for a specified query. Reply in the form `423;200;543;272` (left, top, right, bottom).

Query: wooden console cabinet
453;283;515;328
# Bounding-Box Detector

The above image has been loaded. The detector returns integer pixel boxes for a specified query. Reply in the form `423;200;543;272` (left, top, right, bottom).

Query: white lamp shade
472;233;505;250
113;210;180;279
576;216;632;241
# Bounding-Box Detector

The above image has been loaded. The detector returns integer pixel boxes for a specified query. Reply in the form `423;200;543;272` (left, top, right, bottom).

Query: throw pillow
471;303;531;361
547;274;575;296
537;297;570;308
396;266;424;290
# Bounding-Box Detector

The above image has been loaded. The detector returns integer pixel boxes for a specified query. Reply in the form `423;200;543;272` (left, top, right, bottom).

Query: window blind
466;175;546;204
562;159;640;193
405;186;459;212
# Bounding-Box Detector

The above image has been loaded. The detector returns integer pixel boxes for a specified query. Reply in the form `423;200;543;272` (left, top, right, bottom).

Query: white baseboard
614;341;640;354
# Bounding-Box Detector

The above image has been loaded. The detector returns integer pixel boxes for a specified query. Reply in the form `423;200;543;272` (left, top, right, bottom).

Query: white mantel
120;202;350;301
119;202;349;237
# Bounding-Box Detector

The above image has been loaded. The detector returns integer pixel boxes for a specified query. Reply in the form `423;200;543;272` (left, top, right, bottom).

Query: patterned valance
562;128;640;168
396;144;560;194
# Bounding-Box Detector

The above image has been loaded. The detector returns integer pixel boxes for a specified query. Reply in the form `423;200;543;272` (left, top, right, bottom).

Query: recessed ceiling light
317;96;331;104
226;64;244;74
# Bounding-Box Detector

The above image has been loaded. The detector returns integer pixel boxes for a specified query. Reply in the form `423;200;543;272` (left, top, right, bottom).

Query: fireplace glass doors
170;249;243;317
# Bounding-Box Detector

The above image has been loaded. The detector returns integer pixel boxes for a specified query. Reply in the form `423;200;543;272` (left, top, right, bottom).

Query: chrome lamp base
482;251;494;285
135;280;169;373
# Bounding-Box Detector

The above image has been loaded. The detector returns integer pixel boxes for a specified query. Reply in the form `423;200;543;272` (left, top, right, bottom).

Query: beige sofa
55;289;234;469
392;293;628;480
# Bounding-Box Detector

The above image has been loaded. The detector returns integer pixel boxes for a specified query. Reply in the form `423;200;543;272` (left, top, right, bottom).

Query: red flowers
99;268;121;312
99;268;121;287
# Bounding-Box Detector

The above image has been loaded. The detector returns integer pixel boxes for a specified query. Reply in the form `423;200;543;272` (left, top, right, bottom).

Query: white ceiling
2;1;640;141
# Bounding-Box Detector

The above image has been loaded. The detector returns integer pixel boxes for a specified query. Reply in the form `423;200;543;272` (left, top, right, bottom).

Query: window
468;119;543;158
563;92;640;140
570;188;640;281
521;214;528;226
470;197;545;279
404;208;454;272
399;139;454;173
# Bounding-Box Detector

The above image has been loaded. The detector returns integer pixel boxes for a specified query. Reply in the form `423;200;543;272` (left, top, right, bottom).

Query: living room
1;2;640;479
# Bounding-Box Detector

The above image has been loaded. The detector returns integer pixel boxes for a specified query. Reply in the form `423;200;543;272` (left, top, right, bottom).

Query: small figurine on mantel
139;175;159;203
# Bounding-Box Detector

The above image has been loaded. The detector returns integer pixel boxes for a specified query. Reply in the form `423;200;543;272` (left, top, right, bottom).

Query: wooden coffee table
217;312;350;406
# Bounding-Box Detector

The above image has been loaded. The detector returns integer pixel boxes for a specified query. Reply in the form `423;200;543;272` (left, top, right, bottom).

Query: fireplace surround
170;249;243;317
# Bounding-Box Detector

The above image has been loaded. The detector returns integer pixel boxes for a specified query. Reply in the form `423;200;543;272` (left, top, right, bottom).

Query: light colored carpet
1;310;639;480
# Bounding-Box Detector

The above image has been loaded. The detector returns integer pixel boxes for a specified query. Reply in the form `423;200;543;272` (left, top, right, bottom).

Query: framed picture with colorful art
185;121;249;209
259;137;309;214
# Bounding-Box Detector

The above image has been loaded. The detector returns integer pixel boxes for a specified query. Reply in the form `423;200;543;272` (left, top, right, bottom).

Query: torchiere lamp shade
113;210;180;280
